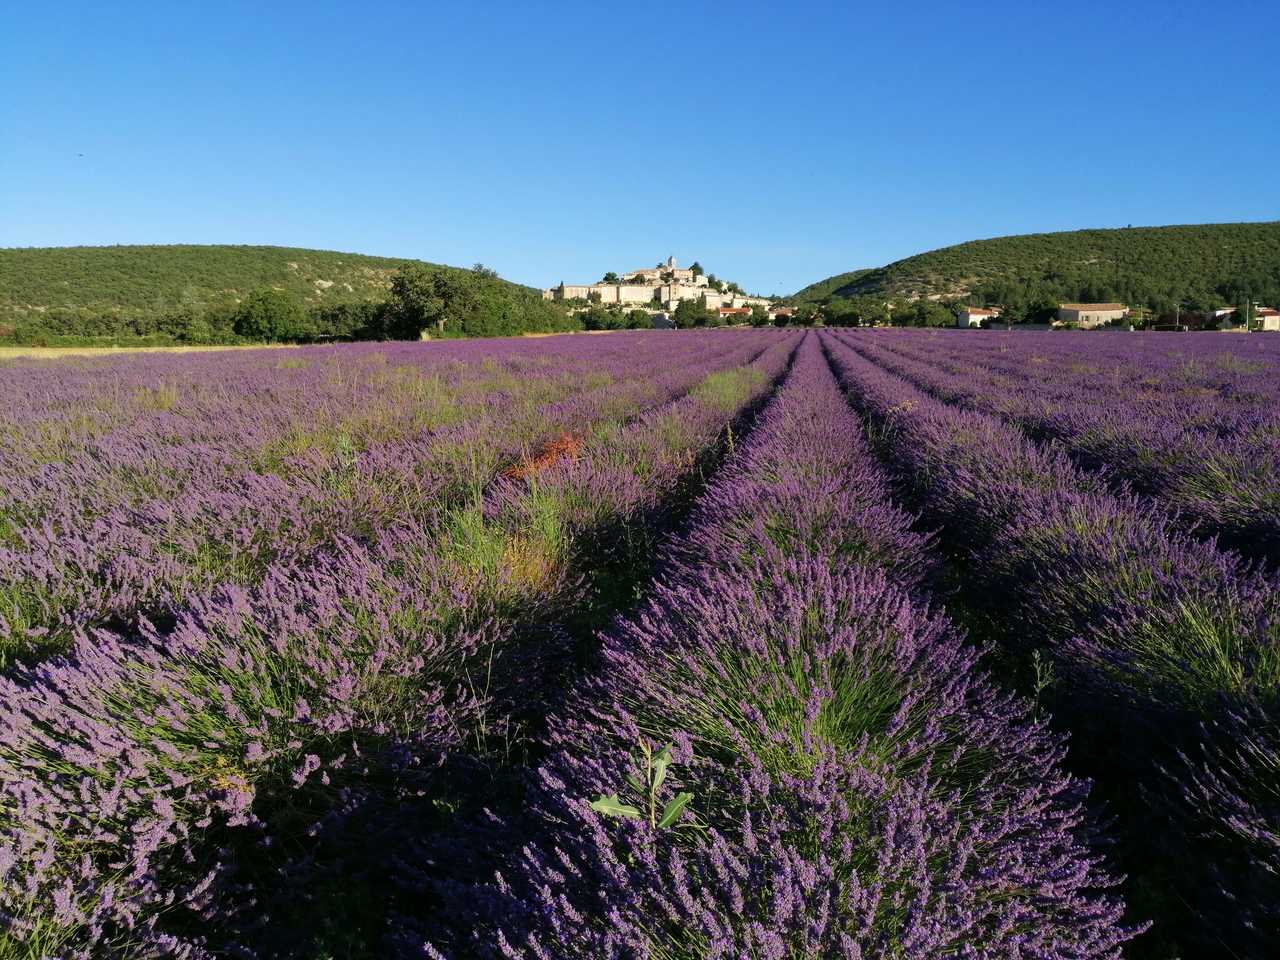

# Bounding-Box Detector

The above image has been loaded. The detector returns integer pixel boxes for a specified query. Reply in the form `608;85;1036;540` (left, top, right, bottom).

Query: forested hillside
789;268;875;303
795;221;1280;315
0;245;569;343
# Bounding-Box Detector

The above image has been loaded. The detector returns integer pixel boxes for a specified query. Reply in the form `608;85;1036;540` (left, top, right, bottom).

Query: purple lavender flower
444;335;1135;958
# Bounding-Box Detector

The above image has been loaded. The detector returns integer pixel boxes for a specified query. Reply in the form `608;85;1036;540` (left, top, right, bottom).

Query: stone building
622;256;709;287
543;257;768;312
1054;303;1129;329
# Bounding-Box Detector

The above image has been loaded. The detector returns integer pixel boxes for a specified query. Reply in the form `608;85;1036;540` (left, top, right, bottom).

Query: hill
0;244;545;339
789;268;875;303
794;221;1280;313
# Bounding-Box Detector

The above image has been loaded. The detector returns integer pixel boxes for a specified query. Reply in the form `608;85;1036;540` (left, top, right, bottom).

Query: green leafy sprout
590;740;696;831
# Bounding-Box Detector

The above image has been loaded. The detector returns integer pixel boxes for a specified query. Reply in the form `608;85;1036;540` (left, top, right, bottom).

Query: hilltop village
543;256;772;317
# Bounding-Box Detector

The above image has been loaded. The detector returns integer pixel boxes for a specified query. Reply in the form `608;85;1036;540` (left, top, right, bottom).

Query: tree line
576;298;772;331
1;264;579;345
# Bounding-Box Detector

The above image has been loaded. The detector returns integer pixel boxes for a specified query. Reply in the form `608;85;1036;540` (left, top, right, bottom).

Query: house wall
1057;307;1127;329
547;273;761;310
618;285;657;304
549;283;658;304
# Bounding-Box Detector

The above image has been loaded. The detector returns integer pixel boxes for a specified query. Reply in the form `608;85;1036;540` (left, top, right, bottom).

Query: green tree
890;300;954;327
673;296;711;329
1024;296;1058;324
749;304;770;327
846;299;884;325
626;308;652;329
601;271;621;284
819;300;852;327
310;301;386;340
581;304;616;330
689;261;704;277
790;305;821;326
232;289;309;342
384;264;480;338
472;263;499;279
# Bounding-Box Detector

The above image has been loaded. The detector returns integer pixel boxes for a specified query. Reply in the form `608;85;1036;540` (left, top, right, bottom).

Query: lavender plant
0;332;763;661
441;335;1135;959
824;329;1280;956
0;331;798;957
855;329;1280;567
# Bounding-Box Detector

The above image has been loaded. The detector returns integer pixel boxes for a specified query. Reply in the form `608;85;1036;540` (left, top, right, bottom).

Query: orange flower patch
502;433;584;481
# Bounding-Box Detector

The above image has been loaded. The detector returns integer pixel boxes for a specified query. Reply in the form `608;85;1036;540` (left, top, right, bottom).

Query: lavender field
0;329;1277;959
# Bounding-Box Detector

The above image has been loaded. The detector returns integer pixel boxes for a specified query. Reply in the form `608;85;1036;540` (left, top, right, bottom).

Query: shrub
232;288;309;341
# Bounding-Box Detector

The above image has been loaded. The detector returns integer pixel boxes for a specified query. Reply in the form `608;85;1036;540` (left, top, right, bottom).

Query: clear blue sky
3;1;1277;295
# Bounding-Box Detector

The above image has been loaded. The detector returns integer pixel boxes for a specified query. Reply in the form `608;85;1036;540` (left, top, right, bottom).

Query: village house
768;305;794;321
622;256;709;287
1257;307;1280;331
543;256;770;312
956;306;1001;328
718;306;753;322
1054;302;1129;329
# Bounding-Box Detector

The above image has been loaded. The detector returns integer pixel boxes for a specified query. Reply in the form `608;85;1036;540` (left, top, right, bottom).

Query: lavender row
0;337;642;510
823;330;1280;957
440;333;1135;958
0;333;765;660
0;332;798;958
864;330;1280;565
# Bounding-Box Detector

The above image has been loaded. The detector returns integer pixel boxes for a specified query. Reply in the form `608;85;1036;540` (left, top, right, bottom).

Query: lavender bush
854;329;1280;566
824;329;1280;956
0;331;797;957
0;332;768;661
442;335;1135;959
8;328;1271;957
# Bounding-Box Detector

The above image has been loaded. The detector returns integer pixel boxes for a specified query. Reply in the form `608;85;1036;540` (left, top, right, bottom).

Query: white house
956;306;1001;328
1257;307;1280;332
